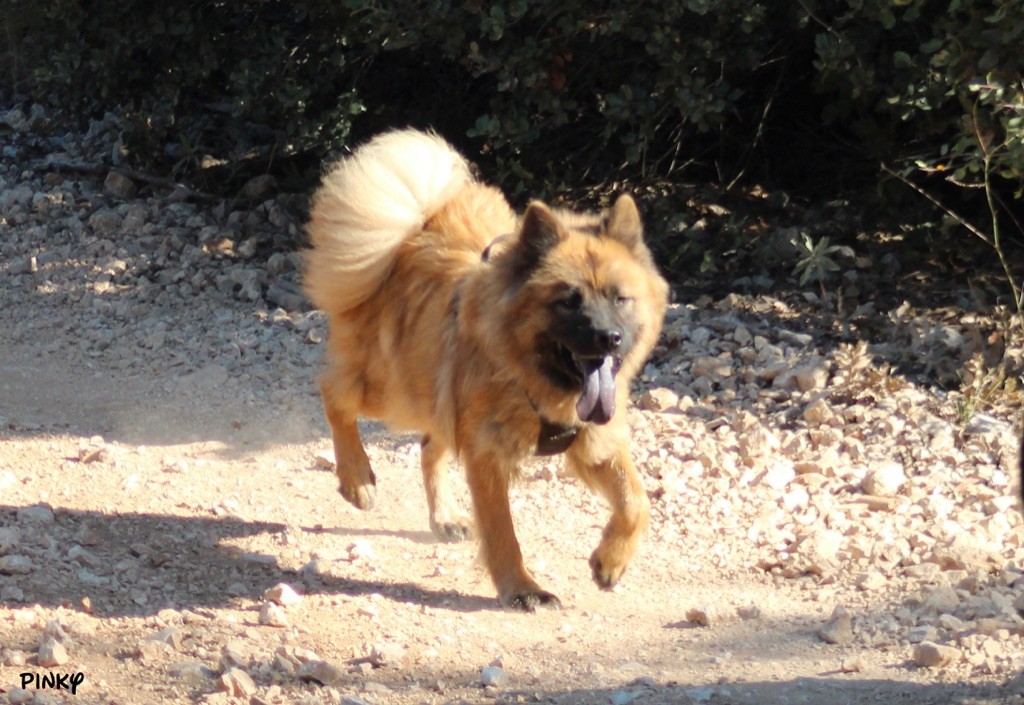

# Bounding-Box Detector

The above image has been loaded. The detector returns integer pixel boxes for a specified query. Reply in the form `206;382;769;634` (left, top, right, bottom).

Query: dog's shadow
0;505;496;617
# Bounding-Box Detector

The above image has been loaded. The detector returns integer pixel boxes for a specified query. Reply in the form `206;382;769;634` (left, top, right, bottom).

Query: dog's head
497;195;669;425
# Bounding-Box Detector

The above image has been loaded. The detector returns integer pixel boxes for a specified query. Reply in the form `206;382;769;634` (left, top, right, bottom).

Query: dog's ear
603;194;643;250
513;201;564;275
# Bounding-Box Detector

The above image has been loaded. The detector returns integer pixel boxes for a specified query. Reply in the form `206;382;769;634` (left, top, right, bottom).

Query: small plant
792;232;853;307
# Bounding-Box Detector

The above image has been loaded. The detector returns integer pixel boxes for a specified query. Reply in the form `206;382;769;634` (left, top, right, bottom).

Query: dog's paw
504;588;562;612
589;548;628;589
430;517;473;543
338;481;376;511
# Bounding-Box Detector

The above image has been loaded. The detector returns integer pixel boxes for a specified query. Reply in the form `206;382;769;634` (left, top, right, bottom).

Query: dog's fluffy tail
304;129;472;314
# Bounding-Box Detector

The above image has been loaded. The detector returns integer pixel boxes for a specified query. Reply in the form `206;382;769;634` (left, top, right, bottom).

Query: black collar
535;418;579;456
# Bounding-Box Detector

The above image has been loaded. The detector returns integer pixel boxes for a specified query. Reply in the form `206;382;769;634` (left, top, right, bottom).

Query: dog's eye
614;295;632;307
558;289;583;311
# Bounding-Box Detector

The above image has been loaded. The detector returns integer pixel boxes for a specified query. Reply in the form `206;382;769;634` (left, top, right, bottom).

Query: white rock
854;571;887;592
794;360;829;391
0;526;21;551
817;606;854;645
762;460;796;490
313;449;335;470
921;585;960;615
686;603;730;627
347;540;376;562
862;461;905;496
216;668;256;698
37;638;69;667
481;665;509;687
17;504;55;523
0;555;34;574
913;641;962;668
104;171;137;199
369;641;406;667
298;659;346;685
610;691;641;705
803;399;835;426
258;602;289;627
640;387;679;412
7;688;33;704
264;582;302;606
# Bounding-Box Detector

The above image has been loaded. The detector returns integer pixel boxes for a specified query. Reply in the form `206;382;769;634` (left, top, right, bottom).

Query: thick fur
304;129;669;609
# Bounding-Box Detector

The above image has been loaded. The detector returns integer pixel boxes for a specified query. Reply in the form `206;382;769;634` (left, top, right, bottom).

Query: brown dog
304;130;668;609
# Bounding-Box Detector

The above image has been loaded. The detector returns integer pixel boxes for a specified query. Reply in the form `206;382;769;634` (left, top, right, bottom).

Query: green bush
19;1;364;176
807;0;1024;192
8;0;1023;216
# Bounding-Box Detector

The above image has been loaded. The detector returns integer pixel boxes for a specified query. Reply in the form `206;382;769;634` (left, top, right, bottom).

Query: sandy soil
2;104;1024;705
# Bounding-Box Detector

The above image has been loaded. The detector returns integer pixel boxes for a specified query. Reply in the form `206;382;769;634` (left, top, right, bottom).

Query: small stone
369;641;406;667
610;691;641;705
148;627;184;650
854;571;887;592
341;697;373;705
913;641;962;668
313;449;335;470
921;585;960;615
862;462;905;497
241;174;277;200
216;667;256;698
481;665;509;688
259;602;289;627
0;554;34;574
803;399;835;426
640;387;679;412
68;545;102;568
0;526;21;551
104;171;137;199
17;504;55;523
168;660;212;680
907;625;939;643
347;540;376;562
799;529;844;575
87;208;123;234
3;649;28;666
691;356;732;380
2;585;25;601
136;639;173;662
220;643;248;670
7;688;33;704
37;638;69;667
264;582;302;606
77;445;107;464
733;325;753;347
839;657;867;673
793;360;829;391
736;605;762;620
179;364;229;391
297;659;346;685
762;460;796;490
817;606;854;645
686;603;729;627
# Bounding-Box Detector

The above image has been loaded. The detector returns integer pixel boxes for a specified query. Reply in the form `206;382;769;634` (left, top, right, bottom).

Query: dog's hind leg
566;430;650;590
321;378;376;510
420;435;473;542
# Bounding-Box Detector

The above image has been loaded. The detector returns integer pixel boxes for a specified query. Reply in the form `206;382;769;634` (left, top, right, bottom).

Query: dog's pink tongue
576;356;616;424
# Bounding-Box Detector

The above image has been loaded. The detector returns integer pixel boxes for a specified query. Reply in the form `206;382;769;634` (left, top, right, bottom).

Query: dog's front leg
464;449;560;611
567;428;650;589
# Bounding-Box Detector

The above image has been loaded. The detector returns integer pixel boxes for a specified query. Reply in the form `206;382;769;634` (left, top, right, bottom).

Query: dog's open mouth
556;345;619;424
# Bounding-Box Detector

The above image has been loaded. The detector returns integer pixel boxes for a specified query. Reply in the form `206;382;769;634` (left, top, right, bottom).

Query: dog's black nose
597;328;623;353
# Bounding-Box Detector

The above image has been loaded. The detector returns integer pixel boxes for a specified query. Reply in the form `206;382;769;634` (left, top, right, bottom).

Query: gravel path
1;104;1022;705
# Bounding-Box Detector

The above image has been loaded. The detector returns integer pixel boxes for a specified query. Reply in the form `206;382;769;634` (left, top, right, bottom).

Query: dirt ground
2;104;1024;705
